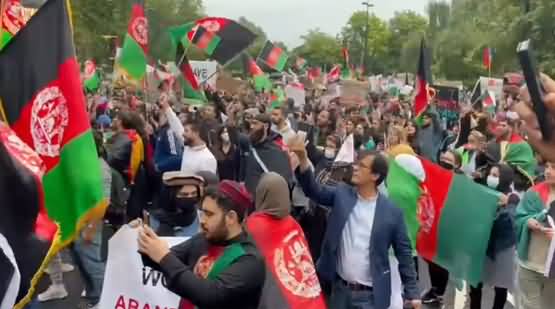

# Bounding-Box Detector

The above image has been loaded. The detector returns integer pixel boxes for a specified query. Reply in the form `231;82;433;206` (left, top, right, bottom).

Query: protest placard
285;84;306;107
190;61;218;89
98;225;187;309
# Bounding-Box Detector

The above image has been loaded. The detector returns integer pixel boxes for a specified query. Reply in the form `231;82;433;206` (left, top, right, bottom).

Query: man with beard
271;105;296;143
180;120;218;175
138;180;265;309
159;99;217;175
238;114;292;196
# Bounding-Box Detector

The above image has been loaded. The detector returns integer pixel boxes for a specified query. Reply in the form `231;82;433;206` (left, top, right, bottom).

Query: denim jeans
328;278;375;309
150;215;199;237
70;223;106;306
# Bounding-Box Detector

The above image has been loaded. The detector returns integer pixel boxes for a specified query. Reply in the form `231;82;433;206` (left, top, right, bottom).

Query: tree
388;10;428;72
340;11;391;73
292;29;342;69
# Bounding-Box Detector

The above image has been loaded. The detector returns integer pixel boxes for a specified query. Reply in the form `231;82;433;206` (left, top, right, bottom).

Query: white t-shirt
180;145;217;175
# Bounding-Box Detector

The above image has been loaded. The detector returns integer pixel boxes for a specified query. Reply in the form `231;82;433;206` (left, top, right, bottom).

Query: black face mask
439;161;455;170
174;197;199;211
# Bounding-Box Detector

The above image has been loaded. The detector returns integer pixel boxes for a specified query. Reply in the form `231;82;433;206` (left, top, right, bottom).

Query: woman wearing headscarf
246;173;327;309
469;164;518;309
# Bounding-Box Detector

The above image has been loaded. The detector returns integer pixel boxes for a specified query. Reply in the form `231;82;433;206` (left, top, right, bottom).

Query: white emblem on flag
131;17;148;46
274;230;321;298
30;86;69;157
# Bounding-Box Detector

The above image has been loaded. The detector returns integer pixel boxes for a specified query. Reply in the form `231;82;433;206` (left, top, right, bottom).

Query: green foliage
292;29;342;69
71;0;203;68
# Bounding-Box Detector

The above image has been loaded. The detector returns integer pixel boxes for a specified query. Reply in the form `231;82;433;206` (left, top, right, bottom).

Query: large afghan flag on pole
258;40;288;72
116;0;148;81
386;154;500;286
0;0;108;306
414;39;433;120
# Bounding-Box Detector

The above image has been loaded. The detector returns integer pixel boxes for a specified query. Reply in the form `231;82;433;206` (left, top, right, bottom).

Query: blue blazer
296;168;419;309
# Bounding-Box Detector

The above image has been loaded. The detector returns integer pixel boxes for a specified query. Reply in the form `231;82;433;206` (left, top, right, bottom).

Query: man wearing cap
149;172;204;237
138;180;265;309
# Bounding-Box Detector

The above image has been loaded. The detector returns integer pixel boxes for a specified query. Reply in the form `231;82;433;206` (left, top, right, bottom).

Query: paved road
34;256;516;309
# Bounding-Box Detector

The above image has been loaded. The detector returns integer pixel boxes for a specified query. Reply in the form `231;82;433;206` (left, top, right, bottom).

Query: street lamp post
361;2;374;74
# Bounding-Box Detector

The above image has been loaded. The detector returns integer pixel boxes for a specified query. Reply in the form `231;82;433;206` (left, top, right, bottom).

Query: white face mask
487;175;499;189
324;148;336;159
221;132;230;143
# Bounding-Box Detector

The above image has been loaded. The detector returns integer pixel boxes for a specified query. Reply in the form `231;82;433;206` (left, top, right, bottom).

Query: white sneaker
38;284;68;302
81;289;87;297
44;263;74;274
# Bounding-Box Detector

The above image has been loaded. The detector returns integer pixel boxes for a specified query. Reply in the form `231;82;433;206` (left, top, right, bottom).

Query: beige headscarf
255;172;291;219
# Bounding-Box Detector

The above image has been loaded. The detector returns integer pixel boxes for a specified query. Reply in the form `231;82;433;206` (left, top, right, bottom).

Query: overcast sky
203;0;430;48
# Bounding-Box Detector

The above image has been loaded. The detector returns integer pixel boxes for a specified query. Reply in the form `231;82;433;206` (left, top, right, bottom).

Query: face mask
487;176;500;189
221;132;230;143
324;148;336;159
439;161;455;170
174;197;198;211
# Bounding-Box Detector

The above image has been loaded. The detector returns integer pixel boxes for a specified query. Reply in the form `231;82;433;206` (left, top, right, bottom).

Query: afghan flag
326;65;340;84
246;213;327;309
295;56;307;72
0;122;48;309
176;44;206;103
168;21;195;51
0;0;27;50
341;48;352;79
242;53;272;92
414;39;433;119
185;17;256;65
515;183;550;264
191;25;221;56
0;0;108;306
483;47;493;70
387;154;500;285
116;0;148;81
258;40;288;72
482;90;496;113
83;60;101;93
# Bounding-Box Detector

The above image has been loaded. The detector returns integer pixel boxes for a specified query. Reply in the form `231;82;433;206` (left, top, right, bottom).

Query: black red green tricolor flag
176;43;206;102
414;39;433;119
241;53;272;92
191;25;221;56
0;0;107;306
258;40;288;72
186;17;256;65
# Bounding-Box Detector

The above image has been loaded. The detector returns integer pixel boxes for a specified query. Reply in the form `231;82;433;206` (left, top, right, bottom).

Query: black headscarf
495;163;515;194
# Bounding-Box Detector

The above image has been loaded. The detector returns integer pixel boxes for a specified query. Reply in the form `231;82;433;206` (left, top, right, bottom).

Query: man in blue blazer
291;141;421;309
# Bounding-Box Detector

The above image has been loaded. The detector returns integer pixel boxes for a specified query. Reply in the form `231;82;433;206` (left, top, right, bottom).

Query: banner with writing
99;225;187;309
431;84;460;127
190;61;218;89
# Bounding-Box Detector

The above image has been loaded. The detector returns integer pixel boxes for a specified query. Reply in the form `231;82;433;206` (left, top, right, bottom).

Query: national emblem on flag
0;0;108;306
116;0;148;82
192;25;222;56
83;60;101;93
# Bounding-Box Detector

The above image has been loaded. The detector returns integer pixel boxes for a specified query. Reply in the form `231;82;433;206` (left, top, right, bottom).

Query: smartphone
517;39;552;140
142;210;151;227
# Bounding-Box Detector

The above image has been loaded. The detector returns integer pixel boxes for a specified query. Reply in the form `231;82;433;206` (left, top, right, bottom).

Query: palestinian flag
258;40;288;72
116;0;148;81
191;25;221;56
341;48;352;79
186;17;256;65
0;0;108;306
83;60;101;93
242;53;272;92
326;65;340;84
414;39;433;119
246;213;327;309
0;0;26;50
176;44;206;103
387;154;500;285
